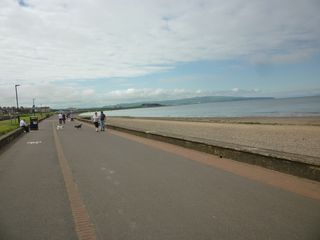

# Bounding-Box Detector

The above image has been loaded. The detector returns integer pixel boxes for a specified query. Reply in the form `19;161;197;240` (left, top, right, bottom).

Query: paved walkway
107;117;320;160
0;117;320;239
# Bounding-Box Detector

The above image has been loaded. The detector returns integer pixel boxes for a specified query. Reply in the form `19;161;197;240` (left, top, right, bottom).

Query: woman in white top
92;112;99;132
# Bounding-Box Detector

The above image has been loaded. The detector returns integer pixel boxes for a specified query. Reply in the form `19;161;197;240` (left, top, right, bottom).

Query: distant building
37;106;51;113
0;106;51;115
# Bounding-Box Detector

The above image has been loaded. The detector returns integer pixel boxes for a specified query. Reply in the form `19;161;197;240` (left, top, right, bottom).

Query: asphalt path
0;117;320;240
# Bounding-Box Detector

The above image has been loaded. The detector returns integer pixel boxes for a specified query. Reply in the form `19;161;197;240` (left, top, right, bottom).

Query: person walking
62;113;66;124
92;112;100;132
58;113;63;125
99;111;106;131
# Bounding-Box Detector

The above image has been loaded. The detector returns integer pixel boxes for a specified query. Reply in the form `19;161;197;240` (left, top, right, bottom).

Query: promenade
0;117;320;240
103;117;320;181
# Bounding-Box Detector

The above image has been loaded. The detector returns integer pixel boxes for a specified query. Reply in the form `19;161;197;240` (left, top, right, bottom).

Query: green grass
0;119;19;136
0;113;52;136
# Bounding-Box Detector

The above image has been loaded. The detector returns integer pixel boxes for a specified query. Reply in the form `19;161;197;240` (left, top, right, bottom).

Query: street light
15;84;20;122
32;98;35;115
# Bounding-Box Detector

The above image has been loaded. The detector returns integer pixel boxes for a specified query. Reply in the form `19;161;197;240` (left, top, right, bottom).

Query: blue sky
1;0;320;108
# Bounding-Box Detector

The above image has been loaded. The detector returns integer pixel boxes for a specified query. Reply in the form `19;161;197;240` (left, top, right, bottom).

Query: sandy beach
107;116;320;160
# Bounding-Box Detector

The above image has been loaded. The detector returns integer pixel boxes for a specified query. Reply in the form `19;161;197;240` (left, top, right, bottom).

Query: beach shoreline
108;116;320;126
105;116;320;159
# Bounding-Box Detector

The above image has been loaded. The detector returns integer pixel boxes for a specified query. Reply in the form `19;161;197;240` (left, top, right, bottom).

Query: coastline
108;116;320;126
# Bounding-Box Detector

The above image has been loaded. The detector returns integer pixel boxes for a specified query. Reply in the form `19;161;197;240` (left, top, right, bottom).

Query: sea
80;96;320;118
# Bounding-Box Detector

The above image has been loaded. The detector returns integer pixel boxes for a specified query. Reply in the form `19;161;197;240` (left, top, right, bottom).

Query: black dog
74;123;82;129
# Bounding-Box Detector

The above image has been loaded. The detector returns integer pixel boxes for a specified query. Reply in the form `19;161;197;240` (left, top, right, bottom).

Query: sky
0;0;320;108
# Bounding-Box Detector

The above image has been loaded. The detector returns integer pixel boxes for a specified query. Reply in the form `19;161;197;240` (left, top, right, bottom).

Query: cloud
82;89;95;96
107;87;262;103
232;88;239;92
0;85;205;107
1;0;319;107
0;83;100;108
229;88;260;95
3;82;309;108
0;0;319;86
17;0;28;7
250;48;319;65
108;88;194;100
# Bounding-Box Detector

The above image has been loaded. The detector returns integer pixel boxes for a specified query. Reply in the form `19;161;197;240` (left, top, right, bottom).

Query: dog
74;123;82;129
56;125;64;130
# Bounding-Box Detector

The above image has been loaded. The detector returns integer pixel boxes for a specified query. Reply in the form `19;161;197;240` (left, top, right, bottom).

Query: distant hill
106;103;163;110
155;96;273;106
102;96;274;110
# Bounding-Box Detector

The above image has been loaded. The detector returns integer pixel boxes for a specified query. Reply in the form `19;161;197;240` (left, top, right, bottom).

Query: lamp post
32;98;35;116
15;84;20;122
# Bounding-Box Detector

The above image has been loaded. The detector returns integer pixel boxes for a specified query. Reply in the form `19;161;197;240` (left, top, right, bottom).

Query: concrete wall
0;127;24;153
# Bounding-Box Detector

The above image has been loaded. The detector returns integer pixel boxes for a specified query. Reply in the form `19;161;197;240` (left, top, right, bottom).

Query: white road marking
27;141;42;144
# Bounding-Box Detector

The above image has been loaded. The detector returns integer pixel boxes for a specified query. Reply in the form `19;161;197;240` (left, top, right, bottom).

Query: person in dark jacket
100;111;106;131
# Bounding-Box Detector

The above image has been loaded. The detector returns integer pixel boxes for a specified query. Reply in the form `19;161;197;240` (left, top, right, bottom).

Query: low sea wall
0;127;24;153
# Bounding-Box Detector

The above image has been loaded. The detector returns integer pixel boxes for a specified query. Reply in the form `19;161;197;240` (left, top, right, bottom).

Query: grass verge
0;113;52;136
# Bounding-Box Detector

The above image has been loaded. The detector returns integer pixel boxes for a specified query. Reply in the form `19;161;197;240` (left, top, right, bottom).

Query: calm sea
81;96;320;118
